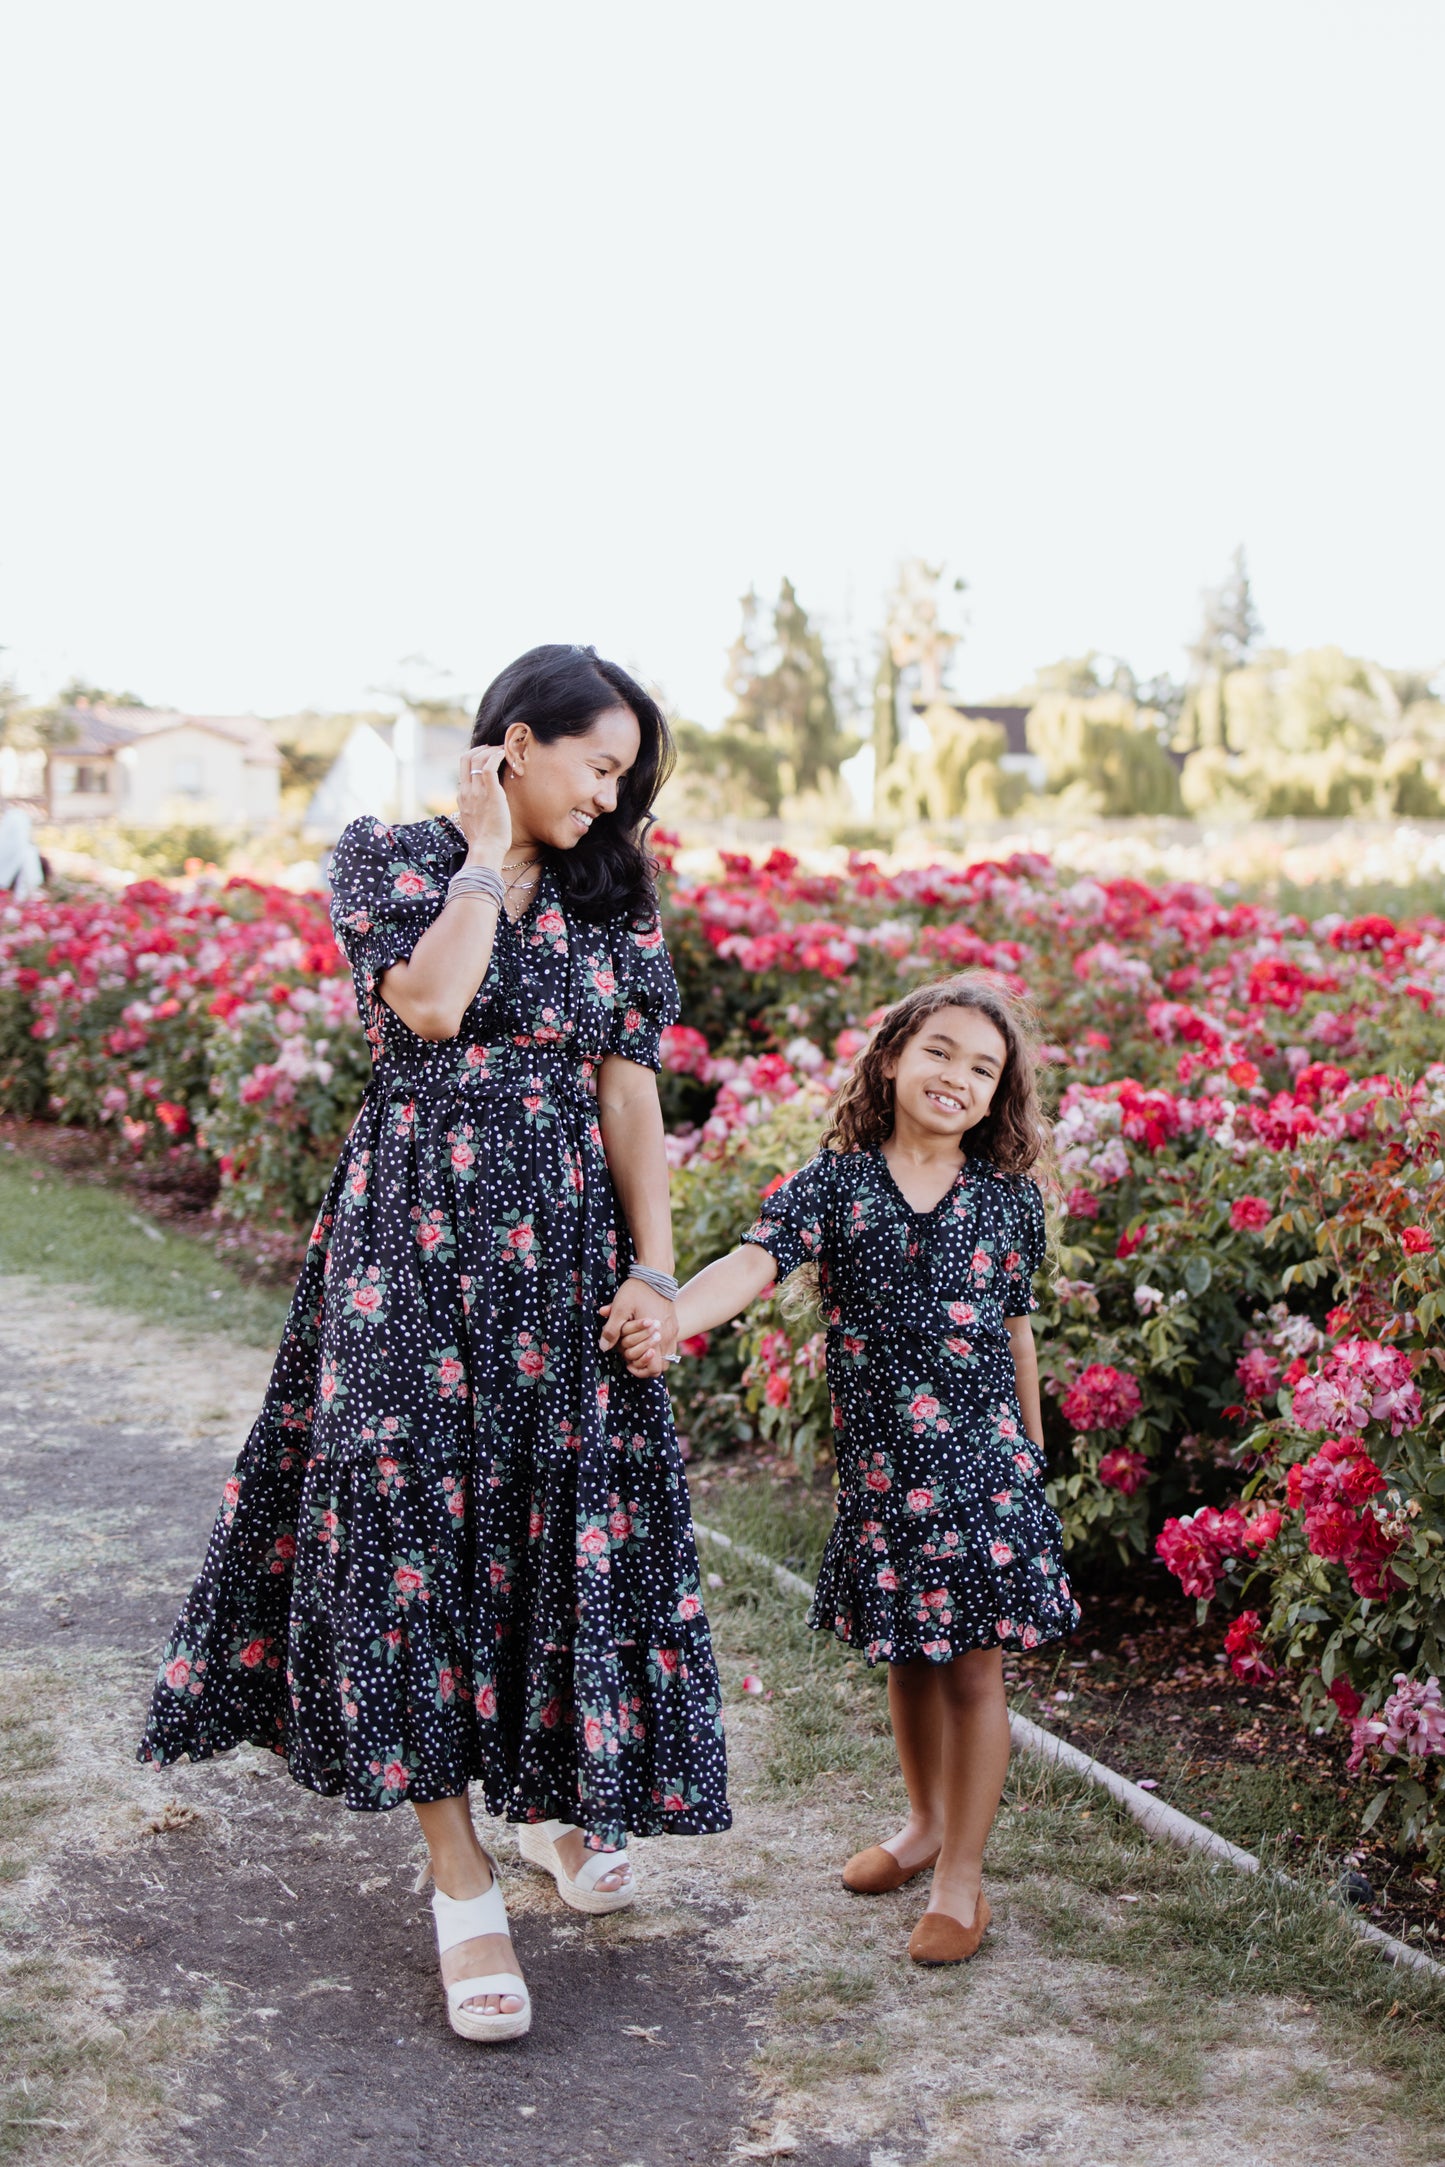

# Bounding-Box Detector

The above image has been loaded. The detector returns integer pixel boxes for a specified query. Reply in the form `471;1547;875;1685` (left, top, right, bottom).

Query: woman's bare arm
1006;1315;1044;1449
378;750;510;1042
595;1055;678;1354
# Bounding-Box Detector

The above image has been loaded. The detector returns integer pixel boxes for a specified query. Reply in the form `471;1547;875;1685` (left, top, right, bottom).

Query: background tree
1176;546;1262;754
872;559;969;819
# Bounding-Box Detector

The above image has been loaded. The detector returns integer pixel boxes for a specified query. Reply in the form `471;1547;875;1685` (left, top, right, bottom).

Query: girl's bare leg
880;1658;947;1870
414;1792;525;2017
925;1646;1011;1927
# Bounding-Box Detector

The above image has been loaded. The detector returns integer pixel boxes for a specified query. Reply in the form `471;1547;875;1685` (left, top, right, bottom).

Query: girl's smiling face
885;1004;1009;1143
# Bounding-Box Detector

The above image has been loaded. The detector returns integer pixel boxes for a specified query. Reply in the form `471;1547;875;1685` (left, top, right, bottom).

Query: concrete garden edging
692;1517;1445;1984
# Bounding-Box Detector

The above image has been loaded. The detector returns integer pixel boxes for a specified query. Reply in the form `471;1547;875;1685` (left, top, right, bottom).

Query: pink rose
584;1714;605;1753
349;1283;382;1316
475;1682;497;1719
906;1488;934;1513
237;1638;267;1669
518;1347;545;1379
579;1525;609;1556
393;1564;424;1597
165;1656;191;1691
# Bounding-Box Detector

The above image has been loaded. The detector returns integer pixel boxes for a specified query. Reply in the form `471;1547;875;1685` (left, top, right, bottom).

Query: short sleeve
603;908;681;1072
998;1176;1047;1316
741;1151;835;1282
329;817;448;1028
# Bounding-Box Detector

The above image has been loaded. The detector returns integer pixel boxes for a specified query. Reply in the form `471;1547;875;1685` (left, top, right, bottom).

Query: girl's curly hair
821;973;1052;1177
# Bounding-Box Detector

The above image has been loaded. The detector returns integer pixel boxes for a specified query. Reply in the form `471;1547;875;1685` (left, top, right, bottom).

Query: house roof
47;706;282;767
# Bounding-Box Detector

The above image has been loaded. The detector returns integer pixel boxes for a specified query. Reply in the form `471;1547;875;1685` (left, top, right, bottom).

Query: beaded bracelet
446;867;505;910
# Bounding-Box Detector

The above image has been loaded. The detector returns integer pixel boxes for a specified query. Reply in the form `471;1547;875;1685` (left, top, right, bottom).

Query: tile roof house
45;706;281;828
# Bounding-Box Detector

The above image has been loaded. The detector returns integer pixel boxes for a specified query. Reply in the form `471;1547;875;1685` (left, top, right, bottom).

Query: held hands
597;1280;680;1377
456;748;512;865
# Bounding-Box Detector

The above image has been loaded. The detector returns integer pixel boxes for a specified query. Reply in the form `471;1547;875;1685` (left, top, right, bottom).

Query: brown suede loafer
908;1892;991;1964
841;1843;940;1894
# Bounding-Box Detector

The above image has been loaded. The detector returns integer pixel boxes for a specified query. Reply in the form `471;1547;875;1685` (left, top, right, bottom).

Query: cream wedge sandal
421;1859;531;2042
517;1818;636;1914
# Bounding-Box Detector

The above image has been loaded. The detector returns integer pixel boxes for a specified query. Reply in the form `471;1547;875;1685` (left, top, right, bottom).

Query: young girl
623;975;1079;1964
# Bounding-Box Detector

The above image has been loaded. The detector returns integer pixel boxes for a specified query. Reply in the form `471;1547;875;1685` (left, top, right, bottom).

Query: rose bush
4;844;1444;1858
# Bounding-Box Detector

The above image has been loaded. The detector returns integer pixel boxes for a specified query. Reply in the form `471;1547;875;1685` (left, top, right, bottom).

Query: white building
45;706;282;829
305;716;471;842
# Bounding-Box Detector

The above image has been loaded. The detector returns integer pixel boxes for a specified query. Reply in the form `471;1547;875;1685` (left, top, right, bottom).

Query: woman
140;645;730;2042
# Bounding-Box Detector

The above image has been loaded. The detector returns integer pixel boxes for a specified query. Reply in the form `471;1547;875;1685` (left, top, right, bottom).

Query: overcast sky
2;2;1441;726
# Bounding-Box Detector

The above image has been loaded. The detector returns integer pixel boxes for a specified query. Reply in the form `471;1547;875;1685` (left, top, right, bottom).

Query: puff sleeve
740;1151;835;1283
602;907;682;1072
329;817;448;1025
998;1176;1047;1317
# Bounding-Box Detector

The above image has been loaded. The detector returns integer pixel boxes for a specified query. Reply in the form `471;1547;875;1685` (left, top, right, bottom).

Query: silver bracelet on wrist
446;867;505;910
628;1264;679;1303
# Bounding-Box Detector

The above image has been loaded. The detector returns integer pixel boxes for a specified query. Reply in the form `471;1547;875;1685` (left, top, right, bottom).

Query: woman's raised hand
456;748;511;867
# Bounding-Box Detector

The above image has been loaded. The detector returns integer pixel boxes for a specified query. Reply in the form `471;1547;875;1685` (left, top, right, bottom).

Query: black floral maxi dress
743;1147;1080;1664
139;815;731;1850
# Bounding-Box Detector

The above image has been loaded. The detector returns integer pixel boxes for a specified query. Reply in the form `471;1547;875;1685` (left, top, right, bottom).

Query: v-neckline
873;1145;968;1219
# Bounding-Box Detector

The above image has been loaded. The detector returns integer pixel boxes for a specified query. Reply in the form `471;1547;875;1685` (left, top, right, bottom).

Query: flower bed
3;844;1443;1860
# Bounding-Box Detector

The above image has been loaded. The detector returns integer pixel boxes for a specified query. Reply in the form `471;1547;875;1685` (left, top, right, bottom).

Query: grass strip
0;1150;292;1347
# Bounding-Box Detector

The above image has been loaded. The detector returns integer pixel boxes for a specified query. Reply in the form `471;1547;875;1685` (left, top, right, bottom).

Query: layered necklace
499;853;542;919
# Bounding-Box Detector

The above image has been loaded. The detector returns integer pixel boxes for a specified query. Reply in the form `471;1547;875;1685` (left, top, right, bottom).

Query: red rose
237;1638;267;1669
1402;1225;1435;1256
1229;1195;1271;1232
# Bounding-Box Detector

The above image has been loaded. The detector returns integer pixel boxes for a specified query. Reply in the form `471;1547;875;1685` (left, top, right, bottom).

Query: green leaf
1359;1789;1391;1832
1182;1255;1212;1296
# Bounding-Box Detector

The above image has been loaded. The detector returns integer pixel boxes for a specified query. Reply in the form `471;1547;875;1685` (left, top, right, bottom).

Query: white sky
2;2;1442;726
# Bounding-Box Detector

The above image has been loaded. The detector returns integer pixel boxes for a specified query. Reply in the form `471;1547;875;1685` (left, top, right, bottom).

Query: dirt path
1;1275;1439;2167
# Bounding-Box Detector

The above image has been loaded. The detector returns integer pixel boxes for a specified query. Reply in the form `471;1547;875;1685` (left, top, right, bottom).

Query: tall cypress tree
724;578;856;808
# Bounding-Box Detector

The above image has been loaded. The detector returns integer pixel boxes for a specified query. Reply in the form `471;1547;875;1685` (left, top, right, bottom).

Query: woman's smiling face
503;704;641;852
885;1004;1009;1141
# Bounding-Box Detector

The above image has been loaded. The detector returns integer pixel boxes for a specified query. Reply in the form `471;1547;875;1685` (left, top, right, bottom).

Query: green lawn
0;1148;292;1347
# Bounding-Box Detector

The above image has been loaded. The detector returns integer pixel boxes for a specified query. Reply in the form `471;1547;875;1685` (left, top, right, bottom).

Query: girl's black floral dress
744;1147;1080;1665
139;815;730;1850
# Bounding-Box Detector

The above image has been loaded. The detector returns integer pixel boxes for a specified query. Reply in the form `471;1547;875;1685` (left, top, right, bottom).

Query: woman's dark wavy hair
470;644;675;920
821;973;1053;1180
